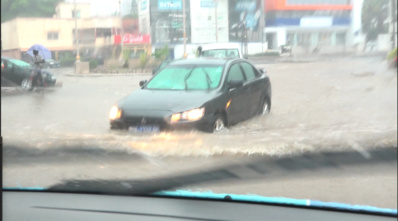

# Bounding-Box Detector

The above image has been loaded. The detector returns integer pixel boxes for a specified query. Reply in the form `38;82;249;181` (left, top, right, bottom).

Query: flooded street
2;56;397;208
2;56;396;155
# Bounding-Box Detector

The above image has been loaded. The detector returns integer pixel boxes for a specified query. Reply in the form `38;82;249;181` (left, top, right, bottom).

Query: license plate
129;126;160;133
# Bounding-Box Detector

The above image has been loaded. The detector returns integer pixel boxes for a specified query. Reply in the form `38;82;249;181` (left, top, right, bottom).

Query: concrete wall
1;19;20;50
247;43;268;55
1;17;121;53
1;49;21;59
377;34;391;52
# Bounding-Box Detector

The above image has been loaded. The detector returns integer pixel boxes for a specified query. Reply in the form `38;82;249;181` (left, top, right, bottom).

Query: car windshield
146;65;223;90
1;0;397;217
202;49;240;58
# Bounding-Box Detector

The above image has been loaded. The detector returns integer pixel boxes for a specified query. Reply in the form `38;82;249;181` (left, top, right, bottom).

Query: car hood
119;89;219;112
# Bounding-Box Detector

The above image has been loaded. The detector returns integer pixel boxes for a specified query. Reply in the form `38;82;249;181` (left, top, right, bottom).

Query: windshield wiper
48;147;396;196
184;67;195;90
203;69;212;89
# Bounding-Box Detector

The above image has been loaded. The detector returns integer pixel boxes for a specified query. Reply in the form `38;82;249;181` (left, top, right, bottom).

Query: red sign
114;34;151;45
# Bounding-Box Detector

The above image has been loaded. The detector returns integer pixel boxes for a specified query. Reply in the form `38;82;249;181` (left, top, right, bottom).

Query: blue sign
235;1;256;12
158;0;182;11
200;0;215;8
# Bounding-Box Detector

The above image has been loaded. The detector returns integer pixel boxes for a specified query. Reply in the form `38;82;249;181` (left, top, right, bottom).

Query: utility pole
215;0;218;43
390;0;396;49
74;0;80;62
119;0;124;54
182;0;187;58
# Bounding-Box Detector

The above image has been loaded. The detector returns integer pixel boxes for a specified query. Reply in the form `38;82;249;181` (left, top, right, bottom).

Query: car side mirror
260;68;266;74
139;80;147;87
227;80;244;90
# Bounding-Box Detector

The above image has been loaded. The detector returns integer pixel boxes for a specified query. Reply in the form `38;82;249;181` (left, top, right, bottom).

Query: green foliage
1;0;62;22
123;14;138;19
154;45;169;60
139;53;148;69
89;59;99;70
387;48;397;60
362;0;389;42
122;49;131;68
59;52;75;67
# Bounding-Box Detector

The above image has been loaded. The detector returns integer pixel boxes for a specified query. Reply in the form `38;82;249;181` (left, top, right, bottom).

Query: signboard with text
114;34;151;44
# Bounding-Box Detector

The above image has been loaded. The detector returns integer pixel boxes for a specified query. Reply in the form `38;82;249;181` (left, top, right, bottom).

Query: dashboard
3;191;396;221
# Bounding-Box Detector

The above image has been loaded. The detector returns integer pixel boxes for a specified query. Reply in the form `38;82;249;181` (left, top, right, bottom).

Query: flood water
2;56;396;157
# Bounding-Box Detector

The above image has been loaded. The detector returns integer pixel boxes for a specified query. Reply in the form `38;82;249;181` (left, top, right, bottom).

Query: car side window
227;63;245;83
240;62;257;81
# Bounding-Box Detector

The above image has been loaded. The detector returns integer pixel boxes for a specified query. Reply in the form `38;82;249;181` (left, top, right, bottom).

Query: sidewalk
1;87;27;96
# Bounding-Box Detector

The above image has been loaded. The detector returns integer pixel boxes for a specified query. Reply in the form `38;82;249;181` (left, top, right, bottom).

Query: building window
47;32;59;40
72;10;81;18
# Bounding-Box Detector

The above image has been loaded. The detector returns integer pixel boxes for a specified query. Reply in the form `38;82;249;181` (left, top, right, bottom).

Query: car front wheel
210;114;225;133
21;78;33;91
258;97;271;115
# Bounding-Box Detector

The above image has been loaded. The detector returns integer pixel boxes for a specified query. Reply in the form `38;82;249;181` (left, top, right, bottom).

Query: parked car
199;43;246;59
1;57;57;89
44;59;61;68
110;58;271;133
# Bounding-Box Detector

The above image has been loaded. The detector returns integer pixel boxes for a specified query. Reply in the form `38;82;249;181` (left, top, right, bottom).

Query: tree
1;0;63;23
361;0;389;44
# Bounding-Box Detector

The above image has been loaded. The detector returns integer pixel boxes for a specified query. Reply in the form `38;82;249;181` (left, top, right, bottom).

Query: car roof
168;58;238;66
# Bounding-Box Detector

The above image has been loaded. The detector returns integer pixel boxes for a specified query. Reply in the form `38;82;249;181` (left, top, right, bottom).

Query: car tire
258;97;271;116
208;114;226;133
21;77;33;91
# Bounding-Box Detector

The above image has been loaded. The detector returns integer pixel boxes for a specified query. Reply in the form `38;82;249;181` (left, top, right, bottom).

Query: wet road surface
2;56;397;209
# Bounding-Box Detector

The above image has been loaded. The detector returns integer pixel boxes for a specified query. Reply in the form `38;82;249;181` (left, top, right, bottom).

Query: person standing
32;49;45;87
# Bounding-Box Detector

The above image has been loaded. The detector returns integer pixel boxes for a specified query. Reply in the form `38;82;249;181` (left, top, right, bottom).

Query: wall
190;0;229;43
1;19;20;50
1;49;21;60
15;18;76;51
2;17;122;53
377;34;390;52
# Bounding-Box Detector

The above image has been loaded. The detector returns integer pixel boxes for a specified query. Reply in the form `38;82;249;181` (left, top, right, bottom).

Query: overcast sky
64;0;133;16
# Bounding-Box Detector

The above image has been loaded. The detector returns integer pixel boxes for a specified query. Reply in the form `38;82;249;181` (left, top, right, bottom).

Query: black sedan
44;59;61;68
1;57;57;90
109;58;272;133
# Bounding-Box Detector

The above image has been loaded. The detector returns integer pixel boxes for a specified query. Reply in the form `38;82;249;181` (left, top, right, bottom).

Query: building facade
264;0;353;53
1;2;122;60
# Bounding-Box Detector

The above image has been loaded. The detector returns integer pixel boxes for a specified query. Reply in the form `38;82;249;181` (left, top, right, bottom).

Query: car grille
124;117;166;126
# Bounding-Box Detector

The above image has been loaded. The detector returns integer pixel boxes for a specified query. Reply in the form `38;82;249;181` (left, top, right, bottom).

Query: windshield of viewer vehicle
1;0;397;214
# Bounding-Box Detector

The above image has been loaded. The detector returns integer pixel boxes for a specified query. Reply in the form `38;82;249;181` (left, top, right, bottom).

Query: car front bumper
110;114;215;132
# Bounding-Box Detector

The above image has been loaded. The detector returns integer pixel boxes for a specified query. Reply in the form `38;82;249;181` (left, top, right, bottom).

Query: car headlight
170;108;205;123
109;106;122;120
